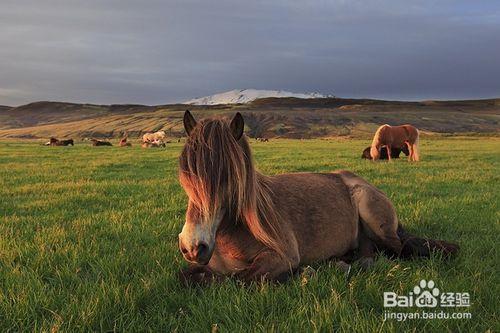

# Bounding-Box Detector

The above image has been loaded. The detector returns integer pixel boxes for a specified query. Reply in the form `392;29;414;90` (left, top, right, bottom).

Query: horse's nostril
196;242;209;258
180;247;188;254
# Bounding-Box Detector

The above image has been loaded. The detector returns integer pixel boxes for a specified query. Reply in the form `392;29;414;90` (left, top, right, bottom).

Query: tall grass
0;138;498;331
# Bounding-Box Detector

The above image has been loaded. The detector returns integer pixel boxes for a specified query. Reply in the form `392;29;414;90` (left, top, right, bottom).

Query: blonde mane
179;117;287;257
370;124;389;158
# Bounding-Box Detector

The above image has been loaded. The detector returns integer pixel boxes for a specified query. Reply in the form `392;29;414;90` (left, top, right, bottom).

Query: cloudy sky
1;0;499;106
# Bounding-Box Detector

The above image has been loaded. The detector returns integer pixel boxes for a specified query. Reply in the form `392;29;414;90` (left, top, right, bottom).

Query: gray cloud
0;0;499;105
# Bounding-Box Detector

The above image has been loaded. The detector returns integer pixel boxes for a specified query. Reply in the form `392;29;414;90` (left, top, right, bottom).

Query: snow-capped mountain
184;89;331;105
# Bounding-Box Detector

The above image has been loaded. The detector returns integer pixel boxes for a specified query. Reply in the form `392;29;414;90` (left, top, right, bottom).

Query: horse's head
178;110;250;265
362;146;372;159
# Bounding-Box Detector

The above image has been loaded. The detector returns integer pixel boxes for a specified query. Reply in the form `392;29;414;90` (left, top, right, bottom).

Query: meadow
0;138;498;332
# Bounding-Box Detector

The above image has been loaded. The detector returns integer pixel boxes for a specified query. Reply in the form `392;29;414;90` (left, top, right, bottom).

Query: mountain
184;89;331;105
0;98;498;139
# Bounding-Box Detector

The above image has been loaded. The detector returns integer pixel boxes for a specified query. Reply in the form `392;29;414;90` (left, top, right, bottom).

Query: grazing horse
370;124;419;161
90;139;112;146
142;130;166;144
49;137;74;146
177;111;458;284
362;145;409;160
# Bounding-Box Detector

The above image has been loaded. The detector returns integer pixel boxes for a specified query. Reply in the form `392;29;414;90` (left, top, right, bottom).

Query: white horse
142;130;166;143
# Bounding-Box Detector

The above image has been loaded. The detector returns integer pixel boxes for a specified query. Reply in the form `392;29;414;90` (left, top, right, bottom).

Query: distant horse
142;130;166;144
119;137;132;147
49;137;74;146
90;139;112;146
370;124;420;161
177;111;458;284
362;145;409;160
256;137;269;142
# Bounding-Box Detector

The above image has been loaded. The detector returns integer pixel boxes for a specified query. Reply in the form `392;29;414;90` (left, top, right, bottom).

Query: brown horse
362;145;409;160
177;111;458;284
49;137;74;146
370;124;419;161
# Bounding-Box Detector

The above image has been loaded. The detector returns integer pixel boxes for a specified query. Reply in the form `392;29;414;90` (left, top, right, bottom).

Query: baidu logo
382;279;472;321
383;279;470;308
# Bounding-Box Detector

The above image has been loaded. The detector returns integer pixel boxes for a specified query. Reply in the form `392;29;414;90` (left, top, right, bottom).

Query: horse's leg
179;264;221;286
356;231;376;270
386;145;392;161
412;143;420;162
406;141;413;161
351;184;402;255
238;250;299;282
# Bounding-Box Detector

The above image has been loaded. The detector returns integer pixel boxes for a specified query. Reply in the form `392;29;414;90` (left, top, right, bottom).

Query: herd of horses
46;130;173;148
45;124;420;164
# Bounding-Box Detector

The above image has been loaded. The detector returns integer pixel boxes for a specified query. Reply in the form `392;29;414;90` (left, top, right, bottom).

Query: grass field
0;138;498;332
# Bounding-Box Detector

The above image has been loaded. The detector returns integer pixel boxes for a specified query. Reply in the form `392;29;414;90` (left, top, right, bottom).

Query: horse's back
402;124;419;142
374;124;419;146
268;172;359;262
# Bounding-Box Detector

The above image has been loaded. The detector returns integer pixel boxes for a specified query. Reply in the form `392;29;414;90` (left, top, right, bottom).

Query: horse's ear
183;110;197;136
230;112;244;140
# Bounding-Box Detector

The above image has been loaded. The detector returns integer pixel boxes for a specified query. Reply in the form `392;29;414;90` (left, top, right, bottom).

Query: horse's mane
371;124;389;148
178;117;287;257
370;124;389;158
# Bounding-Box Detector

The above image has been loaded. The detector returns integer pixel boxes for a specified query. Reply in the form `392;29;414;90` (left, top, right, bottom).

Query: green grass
0;138;498;332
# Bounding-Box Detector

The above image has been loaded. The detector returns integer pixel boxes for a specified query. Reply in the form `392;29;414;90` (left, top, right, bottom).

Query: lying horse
49;137;74;146
90;139;112;146
362;145;409;160
370;124;419;161
177;111;458;283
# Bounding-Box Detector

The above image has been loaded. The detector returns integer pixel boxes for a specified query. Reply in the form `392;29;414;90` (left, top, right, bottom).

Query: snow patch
184;89;332;105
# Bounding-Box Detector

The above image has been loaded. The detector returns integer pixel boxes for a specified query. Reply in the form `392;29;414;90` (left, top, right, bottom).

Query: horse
362;145;409;160
119;137;132;147
370;124;419;161
177;111;458;284
142;130;166;144
49;137;74;146
90;139;112;146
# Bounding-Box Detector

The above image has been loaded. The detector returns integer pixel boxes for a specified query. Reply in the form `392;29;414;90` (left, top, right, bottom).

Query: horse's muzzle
179;238;213;265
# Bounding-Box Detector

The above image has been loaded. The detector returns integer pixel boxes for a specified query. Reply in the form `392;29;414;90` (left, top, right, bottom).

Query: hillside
0;98;498;139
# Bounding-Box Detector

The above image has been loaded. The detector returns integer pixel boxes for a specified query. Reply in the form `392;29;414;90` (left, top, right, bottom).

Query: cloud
0;0;499;105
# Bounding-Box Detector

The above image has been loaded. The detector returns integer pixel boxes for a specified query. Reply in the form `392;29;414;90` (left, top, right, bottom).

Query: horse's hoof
358;257;375;271
335;261;351;273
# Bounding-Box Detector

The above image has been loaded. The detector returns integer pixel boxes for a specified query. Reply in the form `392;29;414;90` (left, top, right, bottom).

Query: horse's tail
413;128;420;162
397;224;459;259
